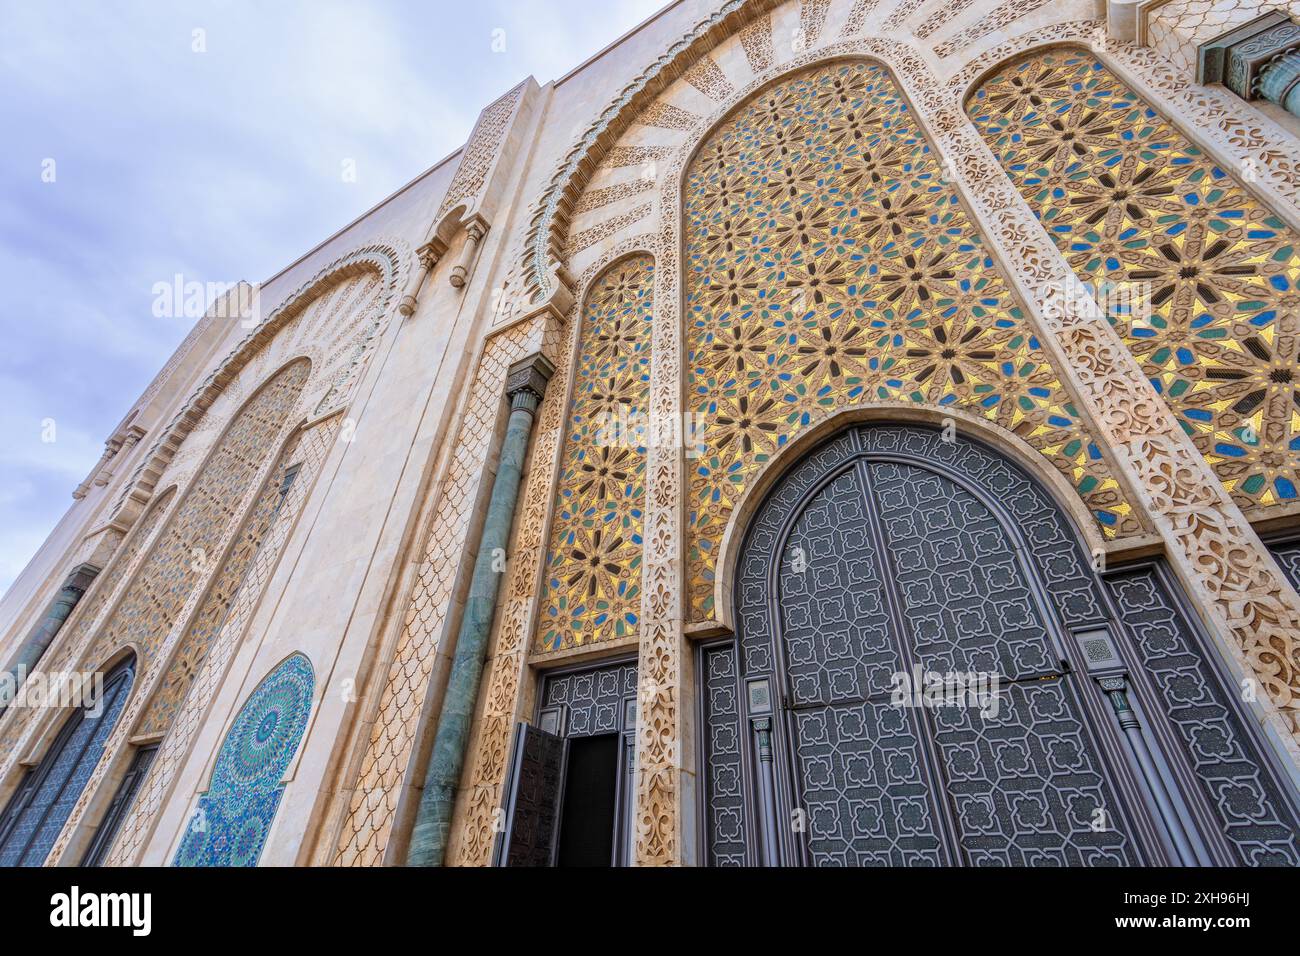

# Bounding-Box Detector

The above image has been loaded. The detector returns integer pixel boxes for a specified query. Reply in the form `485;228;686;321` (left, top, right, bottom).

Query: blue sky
0;0;666;594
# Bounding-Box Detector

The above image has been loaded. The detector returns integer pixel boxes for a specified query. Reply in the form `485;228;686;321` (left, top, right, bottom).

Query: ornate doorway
495;659;637;866
702;423;1234;866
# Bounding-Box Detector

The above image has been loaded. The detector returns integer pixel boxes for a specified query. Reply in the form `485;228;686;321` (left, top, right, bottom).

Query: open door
493;721;568;867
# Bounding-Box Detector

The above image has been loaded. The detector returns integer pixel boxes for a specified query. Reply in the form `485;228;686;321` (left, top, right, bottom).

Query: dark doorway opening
556;733;619;866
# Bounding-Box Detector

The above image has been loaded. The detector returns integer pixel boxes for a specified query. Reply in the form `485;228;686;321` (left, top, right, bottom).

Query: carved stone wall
1145;0;1300;79
13;0;1300;870
0;240;407;866
462;2;1300;865
103;414;341;865
331;322;537;866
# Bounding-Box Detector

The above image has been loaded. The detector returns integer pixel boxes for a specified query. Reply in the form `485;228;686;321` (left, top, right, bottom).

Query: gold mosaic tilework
969;49;1300;512
684;60;1139;620
535;256;654;653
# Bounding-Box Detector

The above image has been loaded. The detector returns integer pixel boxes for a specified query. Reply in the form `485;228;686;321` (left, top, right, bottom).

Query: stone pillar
0;563;99;710
1258;51;1300;116
397;241;445;318
406;352;554;866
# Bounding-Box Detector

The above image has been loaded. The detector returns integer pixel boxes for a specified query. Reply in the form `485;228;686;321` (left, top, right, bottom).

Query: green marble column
407;353;553;866
0;562;99;713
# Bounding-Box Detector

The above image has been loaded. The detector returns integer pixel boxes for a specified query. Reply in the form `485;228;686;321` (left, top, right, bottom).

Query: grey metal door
711;425;1162;866
496;658;638;866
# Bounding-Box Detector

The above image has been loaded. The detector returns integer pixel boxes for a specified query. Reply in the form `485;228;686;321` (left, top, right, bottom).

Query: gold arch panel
535;256;654;652
968;48;1300;513
683;59;1138;621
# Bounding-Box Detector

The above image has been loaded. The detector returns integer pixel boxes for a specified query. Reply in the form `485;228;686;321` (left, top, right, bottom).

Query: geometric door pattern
726;424;1144;866
969;48;1300;512
710;422;1300;866
1104;565;1300;865
685;59;1140;623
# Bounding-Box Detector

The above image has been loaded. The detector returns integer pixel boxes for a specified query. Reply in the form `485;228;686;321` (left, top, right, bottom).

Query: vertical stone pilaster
632;185;689;868
406;353;553;866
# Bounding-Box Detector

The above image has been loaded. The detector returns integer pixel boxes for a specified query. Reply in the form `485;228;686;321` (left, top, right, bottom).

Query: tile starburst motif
536;257;653;652
685;61;1138;620
174;653;314;867
969;49;1300;512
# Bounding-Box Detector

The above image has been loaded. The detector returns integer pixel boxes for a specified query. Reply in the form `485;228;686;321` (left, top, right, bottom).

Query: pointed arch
0;654;136;865
535;252;656;654
0;486;174;763
81;358;312;677
680;56;1140;622
108;239;409;533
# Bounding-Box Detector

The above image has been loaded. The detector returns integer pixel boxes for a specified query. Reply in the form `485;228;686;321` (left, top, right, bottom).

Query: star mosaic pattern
535;256;653;652
173;653;314;867
684;60;1137;621
969;48;1300;512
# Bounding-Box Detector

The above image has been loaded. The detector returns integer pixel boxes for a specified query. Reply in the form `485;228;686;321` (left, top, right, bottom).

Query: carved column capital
416;240;444;272
1200;11;1300;113
398;238;449;318
504;353;555;413
450;214;490;290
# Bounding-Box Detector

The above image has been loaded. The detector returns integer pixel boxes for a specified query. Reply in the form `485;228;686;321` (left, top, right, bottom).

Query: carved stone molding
330;318;541;866
97;414;341;866
522;0;783;302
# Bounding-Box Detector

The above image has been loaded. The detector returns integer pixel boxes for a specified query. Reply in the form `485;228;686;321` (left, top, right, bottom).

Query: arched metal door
710;425;1168;866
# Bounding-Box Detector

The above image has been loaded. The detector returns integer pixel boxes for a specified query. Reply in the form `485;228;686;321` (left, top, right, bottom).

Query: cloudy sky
0;0;666;594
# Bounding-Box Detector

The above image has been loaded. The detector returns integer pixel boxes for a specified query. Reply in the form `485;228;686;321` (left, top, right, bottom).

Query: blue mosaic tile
174;653;314;867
